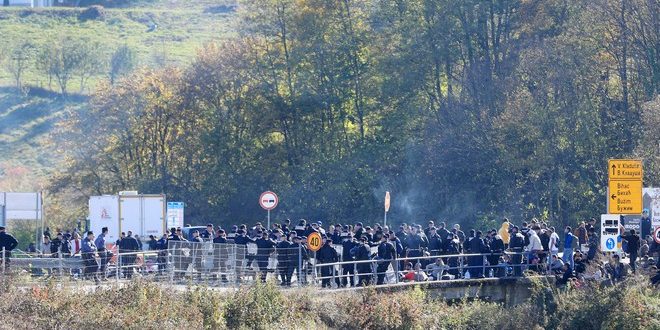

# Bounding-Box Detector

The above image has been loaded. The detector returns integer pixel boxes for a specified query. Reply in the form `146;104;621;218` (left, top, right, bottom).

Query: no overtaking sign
259;191;278;211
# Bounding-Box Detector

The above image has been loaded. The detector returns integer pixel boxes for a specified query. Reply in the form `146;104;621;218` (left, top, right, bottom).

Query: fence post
116;250;120;285
58;249;63;280
230;244;236;286
2;247;5;277
482;255;486;278
298;244;302;286
169;242;174;285
459;255;464;278
394;251;399;284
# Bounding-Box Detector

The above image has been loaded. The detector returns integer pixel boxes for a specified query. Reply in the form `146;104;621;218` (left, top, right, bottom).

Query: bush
0;276;658;329
223;281;286;329
79;5;106;21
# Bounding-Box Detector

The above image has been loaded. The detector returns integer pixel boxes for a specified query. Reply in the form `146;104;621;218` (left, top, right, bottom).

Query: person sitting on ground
574;252;587;275
606;254;627;283
640;240;650;258
578;260;604;282
556;263;576;286
402;262;415;282
412;262;429;282
425;257;448;281
550;255;565;274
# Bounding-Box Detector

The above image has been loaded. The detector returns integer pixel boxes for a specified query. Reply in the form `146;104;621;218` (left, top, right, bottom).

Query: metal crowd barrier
1;244;545;289
313;251;538;287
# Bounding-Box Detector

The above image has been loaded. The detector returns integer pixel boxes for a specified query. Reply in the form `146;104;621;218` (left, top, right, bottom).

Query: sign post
607;159;643;214
384;191;390;227
259;191;278;229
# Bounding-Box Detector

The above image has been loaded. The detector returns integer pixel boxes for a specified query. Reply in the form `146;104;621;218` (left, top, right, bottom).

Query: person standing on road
190;230;204;280
156;233;168;274
641;209;652;240
509;226;525;276
255;231;276;282
81;231;100;284
340;232;357;287
376;234;395;285
118;231;140;279
94;227;110;279
353;236;373;286
289;234;309;285
50;232;63;258
276;231;292;286
0;226;18;270
213;229;229;283
317;235;339;288
622;229;640;273
563;226;578;269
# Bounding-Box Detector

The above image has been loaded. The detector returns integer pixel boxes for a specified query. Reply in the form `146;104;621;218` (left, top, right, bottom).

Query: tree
3;41;35;90
109;45;136;85
76;41;104;93
39;37;87;96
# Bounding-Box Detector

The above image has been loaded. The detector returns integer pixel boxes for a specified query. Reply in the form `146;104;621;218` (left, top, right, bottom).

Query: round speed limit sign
307;232;322;252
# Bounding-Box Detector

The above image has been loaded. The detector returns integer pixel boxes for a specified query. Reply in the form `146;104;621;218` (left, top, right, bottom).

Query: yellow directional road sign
608;180;642;214
608;159;643;181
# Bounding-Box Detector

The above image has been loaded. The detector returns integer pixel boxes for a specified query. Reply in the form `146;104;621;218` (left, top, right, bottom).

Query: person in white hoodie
527;226;543;271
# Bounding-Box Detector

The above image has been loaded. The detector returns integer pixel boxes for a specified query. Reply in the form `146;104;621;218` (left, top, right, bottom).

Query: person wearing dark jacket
437;222;451;252
509;226;526;276
464;229;476;253
488;231;505;277
156;234;168;274
354;222;365;241
341;233;358;287
556;263;575;286
623;229;641;273
445;234;461;277
427;228;443;256
148;235;158;250
317;236;339;288
50;233;64;258
255;232;277;282
118;231;140;278
189;230;204;279
353;236;372;286
468;231;488;278
376;234;396;285
61;236;72;261
276;233;293;286
0;226;18;270
641;209;652;240
289;234;309;285
81;231;100;284
389;232;404;277
404;227;425;259
212;229;229;283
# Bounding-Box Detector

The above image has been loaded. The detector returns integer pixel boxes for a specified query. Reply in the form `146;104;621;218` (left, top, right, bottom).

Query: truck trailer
88;192;166;248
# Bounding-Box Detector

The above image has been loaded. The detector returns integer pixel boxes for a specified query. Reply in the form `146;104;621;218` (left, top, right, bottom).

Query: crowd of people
1;213;660;288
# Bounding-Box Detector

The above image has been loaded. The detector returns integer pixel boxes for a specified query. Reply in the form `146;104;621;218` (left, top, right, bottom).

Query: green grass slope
0;89;81;179
0;1;236;186
0;1;236;87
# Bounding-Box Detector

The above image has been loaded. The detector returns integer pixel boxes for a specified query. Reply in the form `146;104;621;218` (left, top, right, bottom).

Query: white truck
88;192;166;249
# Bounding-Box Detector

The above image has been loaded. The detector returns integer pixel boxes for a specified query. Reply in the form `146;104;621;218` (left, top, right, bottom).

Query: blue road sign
606;238;615;250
